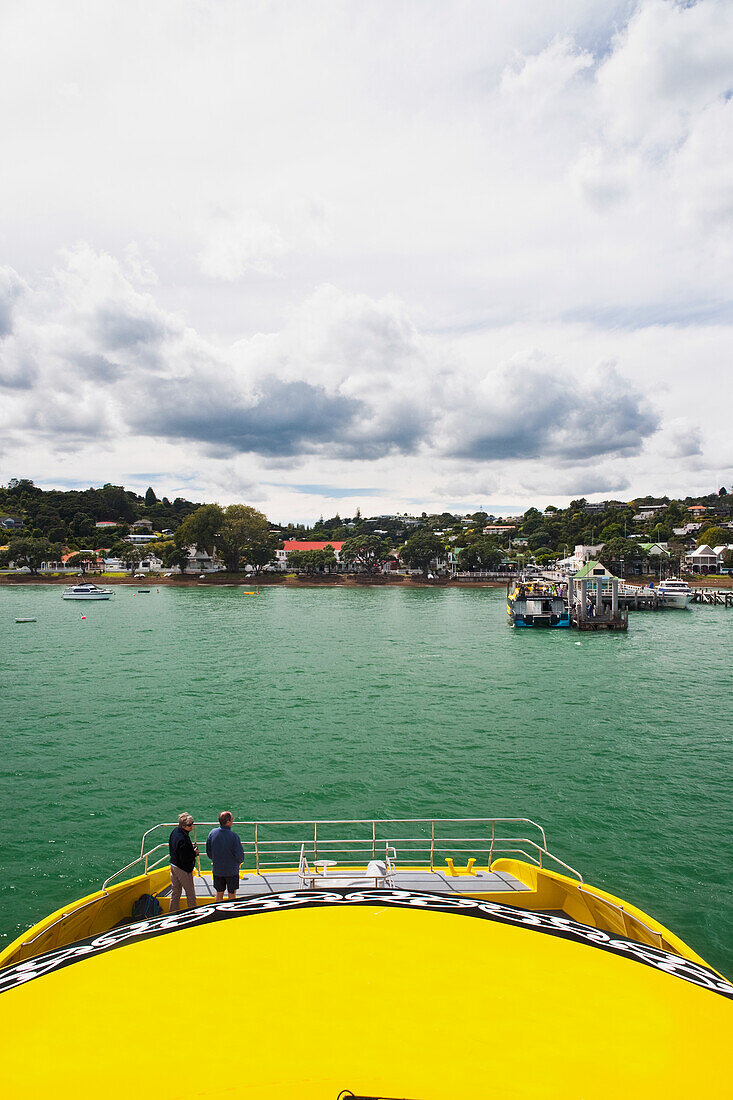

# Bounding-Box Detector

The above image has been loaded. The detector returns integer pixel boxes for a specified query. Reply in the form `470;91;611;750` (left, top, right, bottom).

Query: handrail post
488;820;495;871
430;820;435;872
255;823;259;875
314;822;318;862
372;820;376;860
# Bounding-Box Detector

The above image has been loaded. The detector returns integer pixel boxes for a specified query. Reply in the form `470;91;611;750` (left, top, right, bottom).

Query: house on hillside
125;533;158;544
639;542;670;558
685;545;718;573
634;506;665;522
558;544;605;571
672;524;701;537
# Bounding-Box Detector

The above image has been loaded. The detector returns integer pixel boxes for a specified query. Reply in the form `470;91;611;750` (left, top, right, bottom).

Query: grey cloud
131;376;364;457
663;420;703;459
69;352;123;381
334;399;430;460
93;306;172;351
449;364;658;464
551;389;659;462
0;267;26;338
0;349;38;390
22;397;112;444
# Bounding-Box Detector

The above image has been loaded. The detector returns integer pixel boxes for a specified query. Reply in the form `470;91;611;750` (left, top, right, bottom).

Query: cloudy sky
1;0;732;520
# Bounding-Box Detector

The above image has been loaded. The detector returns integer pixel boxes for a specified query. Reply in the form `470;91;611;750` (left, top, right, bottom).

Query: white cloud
0;0;731;517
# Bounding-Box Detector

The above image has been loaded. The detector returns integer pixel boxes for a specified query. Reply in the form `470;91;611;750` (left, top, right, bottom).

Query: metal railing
99;817;584;889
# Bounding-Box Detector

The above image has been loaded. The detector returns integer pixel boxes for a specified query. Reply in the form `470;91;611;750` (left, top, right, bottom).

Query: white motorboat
62;583;112;600
655;578;693;608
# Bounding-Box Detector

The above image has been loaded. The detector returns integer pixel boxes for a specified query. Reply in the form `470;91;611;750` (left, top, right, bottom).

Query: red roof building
275;540;345;568
281;541;345;552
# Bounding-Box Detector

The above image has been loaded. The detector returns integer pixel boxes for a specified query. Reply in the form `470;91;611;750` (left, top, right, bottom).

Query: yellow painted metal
0;902;730;1098
491;859;717;970
0;867;170;969
0;858;720;975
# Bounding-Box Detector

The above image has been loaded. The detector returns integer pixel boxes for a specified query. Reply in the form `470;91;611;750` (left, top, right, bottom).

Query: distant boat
62;583;112;601
16;617;36;623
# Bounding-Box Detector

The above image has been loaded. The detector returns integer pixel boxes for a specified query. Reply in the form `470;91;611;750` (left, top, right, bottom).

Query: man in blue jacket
206;811;245;901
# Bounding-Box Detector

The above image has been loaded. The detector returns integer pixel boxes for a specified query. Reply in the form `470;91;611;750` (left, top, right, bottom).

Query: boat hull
0;879;730;1099
62;591;112;600
510;613;570;627
658;593;693;609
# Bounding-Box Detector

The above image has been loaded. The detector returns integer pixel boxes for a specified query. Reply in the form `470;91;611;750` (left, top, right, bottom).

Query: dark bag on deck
131;894;162;920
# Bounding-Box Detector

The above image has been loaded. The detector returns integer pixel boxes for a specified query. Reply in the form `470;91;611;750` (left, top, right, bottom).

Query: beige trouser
170;865;197;911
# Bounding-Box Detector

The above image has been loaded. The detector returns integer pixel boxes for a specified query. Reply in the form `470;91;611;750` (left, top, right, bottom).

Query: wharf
692;588;733;606
616;591;663;610
571;608;628;631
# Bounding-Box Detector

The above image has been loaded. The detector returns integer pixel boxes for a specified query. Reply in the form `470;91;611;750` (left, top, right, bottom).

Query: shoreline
0;573;506;589
1;573;731;589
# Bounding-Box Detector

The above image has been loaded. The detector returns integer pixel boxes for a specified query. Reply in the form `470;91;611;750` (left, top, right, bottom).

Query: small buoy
574;641;581;646
81;615;86;620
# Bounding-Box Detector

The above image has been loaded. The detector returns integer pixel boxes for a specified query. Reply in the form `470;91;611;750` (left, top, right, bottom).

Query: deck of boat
157;867;531;900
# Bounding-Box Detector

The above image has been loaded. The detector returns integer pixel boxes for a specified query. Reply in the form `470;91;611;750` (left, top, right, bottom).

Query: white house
103;554;163;572
685;545;718;573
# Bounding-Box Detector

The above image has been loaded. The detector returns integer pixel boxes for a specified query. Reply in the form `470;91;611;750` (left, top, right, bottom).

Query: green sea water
1;584;731;974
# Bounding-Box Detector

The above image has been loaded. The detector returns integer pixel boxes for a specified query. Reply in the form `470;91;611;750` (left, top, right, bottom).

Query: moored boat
655;578;694;608
61;582;112;600
0;815;728;1097
508;581;570;627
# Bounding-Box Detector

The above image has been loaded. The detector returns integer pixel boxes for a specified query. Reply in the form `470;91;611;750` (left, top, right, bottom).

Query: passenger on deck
168;812;199;912
206;811;245;902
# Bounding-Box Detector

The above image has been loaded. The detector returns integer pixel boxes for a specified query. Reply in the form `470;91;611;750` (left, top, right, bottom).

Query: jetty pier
691;588;733;607
570;573;628;631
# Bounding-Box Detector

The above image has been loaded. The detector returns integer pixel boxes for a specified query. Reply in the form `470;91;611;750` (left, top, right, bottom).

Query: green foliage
153;540;191;573
145;486;157;507
6;537;51;574
287;546;337;574
340;535;391;573
120;545;145;572
456;538;503;570
246;538;281;573
400;532;445;573
217;504;271;572
176;504;224;555
533;549;556;565
598;538;648;571
66;551;96;574
697;526;730;548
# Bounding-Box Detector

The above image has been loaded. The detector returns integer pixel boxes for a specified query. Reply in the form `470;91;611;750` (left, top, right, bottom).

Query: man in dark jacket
206;811;245;901
168;812;199;912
